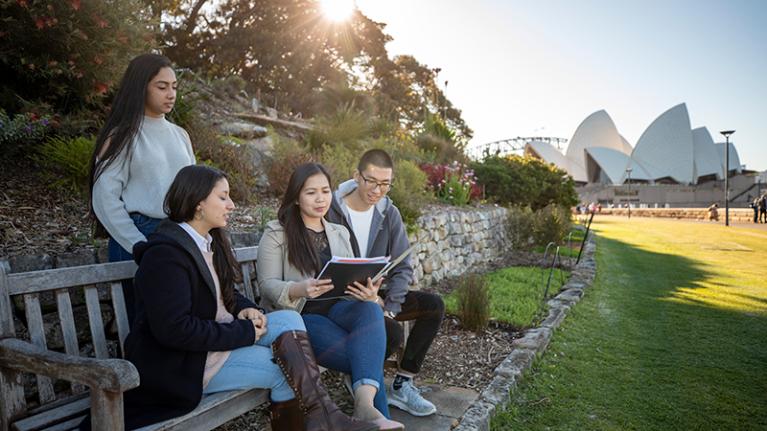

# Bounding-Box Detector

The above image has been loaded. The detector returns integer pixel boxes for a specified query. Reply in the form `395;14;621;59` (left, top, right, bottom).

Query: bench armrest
0;338;139;392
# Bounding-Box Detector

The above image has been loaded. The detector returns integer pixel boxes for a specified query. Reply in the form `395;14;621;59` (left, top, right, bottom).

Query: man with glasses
326;149;444;417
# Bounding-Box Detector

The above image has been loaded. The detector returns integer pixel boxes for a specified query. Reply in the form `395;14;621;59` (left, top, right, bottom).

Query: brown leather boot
270;398;304;431
272;330;380;431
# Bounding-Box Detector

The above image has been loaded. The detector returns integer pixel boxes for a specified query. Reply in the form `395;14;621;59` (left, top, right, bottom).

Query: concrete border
453;233;598;431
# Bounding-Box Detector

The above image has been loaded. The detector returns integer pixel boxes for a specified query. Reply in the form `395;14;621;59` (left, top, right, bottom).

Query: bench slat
239;263;255;302
12;396;89;431
110;283;130;357
7;262;138;295
83;288;108;359
1;262;27;431
23;294;55;404
136;389;268;431
40;415;85;431
55;290;85;394
233;247;258;263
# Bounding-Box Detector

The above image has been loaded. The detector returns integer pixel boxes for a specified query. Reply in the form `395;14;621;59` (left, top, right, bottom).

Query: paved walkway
385;378;478;431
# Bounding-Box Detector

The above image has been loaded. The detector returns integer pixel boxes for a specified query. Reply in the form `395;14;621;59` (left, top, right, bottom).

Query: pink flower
70;0;81;10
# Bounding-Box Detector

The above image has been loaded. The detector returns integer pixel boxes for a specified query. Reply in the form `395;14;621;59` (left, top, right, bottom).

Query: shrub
471;155;578;210
319;141;369;187
506;206;536;250
0;0;153;111
266;134;315;197
35;135;95;195
0;109;54;158
188;120;256;204
305;107;372;152
421;161;481;206
532;204;572;247
415;113;467;164
388;159;431;230
455;273;490;333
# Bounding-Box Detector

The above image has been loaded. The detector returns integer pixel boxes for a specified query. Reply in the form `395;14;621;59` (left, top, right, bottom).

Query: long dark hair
164;165;240;313
88;53;174;234
278;163;333;276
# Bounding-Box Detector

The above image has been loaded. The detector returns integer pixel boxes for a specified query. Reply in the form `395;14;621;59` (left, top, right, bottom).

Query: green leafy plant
188;121;256;204
454;272;490;333
36;135;96;195
0;0;152;111
388;159;432;231
471;155;578;210
266;134;315;197
532;204;572;247
0;109;54;158
506;206;536;250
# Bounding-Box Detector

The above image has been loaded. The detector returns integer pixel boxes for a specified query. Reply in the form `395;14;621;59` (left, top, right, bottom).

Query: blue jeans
203;310;305;402
303;300;390;418
108;213;162;326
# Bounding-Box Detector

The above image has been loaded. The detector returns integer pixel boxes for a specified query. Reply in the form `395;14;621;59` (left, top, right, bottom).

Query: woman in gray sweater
88;54;195;324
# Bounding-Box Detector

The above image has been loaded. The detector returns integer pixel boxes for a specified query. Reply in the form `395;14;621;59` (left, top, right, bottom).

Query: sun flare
320;0;355;22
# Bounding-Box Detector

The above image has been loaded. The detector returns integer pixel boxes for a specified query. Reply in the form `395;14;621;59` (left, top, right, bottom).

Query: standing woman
81;165;375;431
257;163;405;430
89;53;195;324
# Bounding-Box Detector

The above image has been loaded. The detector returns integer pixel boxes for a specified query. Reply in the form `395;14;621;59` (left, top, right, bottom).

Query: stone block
8;254;53;273
495;348;536;378
511;327;552;354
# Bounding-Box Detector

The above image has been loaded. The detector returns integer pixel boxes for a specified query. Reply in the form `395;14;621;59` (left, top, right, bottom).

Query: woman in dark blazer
81;165;375;431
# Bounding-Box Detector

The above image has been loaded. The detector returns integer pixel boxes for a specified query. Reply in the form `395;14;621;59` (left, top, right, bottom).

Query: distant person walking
760;195;767;223
750;197;759;223
707;203;719;222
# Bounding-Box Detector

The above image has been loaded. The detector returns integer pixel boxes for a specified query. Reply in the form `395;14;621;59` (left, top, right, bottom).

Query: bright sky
355;0;767;171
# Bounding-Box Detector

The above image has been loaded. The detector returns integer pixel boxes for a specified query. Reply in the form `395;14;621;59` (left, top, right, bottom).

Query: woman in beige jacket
257;163;404;431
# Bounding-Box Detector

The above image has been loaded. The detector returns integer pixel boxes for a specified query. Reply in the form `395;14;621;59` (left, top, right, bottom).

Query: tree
0;0;153;112
472;155;578;209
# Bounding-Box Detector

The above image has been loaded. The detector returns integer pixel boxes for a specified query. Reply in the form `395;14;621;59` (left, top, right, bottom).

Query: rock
218;121;268;139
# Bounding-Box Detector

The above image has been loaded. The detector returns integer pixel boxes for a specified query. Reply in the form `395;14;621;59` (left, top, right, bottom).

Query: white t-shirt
347;205;375;258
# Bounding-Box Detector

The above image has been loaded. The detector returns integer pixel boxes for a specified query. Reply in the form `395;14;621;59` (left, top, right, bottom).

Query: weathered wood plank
0;261;26;431
55;290;85;394
11;396;89;431
38;415;86;431
233;247;258;263
136;389;268;431
89;389;124;431
6;261;137;295
109;283;130;357
0;261;16;337
0;370;27;431
0;339;139;392
239;264;255;302
23;294;55;404
83;287;108;359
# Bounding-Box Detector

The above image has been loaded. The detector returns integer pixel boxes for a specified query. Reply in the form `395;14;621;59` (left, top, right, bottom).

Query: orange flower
35;18;45;29
93;56;103;65
17;0;29;8
70;0;81;10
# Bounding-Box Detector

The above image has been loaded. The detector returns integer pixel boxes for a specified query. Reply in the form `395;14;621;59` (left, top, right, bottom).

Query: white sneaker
387;379;437;417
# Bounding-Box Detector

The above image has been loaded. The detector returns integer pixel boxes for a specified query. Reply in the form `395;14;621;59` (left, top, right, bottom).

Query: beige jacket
256;219;354;312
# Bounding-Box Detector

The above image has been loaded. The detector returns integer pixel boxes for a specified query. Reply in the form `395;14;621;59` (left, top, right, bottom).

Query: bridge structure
467;137;568;160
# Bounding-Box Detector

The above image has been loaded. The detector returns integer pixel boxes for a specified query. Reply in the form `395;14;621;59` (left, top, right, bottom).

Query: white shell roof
715;142;742;173
691;127;723;180
565;110;631;177
631;103;694;184
526;140;587;182
585;147;631;184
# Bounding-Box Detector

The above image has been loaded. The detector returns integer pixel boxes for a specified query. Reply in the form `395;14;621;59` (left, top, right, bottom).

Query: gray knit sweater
92;115;195;252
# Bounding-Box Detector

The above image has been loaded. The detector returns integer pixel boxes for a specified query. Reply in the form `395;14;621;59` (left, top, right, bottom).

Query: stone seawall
597;207;754;222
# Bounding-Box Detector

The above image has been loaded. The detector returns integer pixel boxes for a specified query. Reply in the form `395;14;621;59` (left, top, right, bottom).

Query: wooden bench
0;247;265;431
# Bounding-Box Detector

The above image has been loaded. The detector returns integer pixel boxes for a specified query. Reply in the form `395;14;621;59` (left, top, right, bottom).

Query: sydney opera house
525;103;743;186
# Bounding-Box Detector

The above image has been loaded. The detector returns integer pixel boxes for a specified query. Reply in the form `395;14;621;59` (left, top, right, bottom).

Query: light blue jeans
203;310;304;402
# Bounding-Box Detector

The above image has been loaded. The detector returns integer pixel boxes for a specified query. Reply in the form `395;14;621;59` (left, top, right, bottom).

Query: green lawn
445;266;569;328
492;217;767;430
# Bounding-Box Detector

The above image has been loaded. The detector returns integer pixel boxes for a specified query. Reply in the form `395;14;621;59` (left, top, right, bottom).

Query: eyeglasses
359;171;393;191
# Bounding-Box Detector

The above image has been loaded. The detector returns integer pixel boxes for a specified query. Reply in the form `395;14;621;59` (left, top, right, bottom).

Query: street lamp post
626;167;633;219
720;130;735;226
